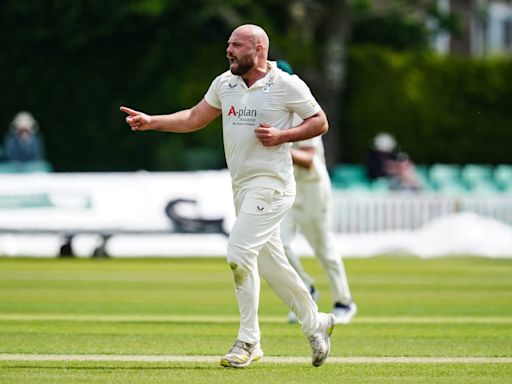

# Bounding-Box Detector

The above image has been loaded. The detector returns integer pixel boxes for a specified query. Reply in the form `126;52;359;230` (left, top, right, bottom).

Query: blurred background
0;0;511;257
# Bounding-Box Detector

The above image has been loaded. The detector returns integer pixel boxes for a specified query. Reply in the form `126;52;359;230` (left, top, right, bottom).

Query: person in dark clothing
4;111;45;162
365;132;397;181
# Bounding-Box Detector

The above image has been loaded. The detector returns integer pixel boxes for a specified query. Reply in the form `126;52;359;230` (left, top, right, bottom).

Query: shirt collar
229;61;276;89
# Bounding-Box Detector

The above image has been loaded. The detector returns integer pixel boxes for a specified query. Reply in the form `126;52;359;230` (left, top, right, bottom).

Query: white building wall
486;2;512;54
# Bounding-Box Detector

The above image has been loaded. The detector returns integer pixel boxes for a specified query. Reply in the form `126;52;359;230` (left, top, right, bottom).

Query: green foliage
348;0;462;51
351;12;429;50
341;46;512;164
0;0;321;171
1;1;510;171
0;0;229;171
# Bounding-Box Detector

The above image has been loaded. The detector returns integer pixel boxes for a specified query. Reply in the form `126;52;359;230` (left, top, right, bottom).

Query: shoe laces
229;340;253;356
308;332;325;351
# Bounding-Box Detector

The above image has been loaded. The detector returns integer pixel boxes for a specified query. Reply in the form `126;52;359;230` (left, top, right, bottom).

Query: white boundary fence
0;172;511;257
1;171;511;236
332;192;512;233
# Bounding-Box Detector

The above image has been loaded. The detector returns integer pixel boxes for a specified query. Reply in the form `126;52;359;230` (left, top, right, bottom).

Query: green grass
0;256;511;383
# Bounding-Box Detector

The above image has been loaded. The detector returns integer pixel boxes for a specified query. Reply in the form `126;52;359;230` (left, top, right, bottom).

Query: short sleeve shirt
292;136;330;184
204;61;322;193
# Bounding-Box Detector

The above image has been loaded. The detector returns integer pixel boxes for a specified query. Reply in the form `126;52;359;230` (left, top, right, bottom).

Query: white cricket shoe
288;285;320;324
333;302;357;324
220;340;264;368
308;313;335;367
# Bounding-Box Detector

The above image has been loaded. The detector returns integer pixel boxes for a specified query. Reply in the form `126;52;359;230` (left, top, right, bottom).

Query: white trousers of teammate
281;179;352;305
227;187;321;344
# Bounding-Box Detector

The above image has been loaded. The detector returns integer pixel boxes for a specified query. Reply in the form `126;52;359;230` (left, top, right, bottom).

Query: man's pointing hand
120;106;152;131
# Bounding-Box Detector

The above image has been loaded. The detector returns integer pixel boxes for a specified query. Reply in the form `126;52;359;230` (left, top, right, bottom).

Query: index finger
120;106;139;116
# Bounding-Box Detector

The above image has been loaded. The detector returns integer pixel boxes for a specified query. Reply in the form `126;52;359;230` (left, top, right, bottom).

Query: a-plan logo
228;105;257;117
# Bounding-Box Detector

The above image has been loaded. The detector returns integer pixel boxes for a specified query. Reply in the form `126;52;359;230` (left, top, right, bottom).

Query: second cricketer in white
281;135;357;324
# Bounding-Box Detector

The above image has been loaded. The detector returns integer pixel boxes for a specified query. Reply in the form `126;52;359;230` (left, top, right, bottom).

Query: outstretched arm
120;99;221;133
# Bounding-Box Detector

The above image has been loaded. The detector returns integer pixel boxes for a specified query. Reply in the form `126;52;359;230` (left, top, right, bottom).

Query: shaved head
226;24;271;84
239;24;269;50
231;24;269;55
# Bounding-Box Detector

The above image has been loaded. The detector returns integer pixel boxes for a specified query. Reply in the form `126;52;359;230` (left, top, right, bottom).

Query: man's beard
229;55;254;76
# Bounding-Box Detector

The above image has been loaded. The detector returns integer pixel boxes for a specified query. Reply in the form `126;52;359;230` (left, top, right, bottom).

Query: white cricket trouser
281;179;352;305
227;187;321;344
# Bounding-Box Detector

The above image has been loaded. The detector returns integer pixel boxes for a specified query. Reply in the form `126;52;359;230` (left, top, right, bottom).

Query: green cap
276;59;293;75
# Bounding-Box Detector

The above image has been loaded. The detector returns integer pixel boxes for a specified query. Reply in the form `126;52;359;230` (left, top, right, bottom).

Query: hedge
341;46;512;165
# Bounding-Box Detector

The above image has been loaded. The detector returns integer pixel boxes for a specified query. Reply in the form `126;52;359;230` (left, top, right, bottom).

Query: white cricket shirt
292;136;330;184
204;61;322;192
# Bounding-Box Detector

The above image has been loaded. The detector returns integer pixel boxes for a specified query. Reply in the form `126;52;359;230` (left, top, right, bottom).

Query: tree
0;0;458;172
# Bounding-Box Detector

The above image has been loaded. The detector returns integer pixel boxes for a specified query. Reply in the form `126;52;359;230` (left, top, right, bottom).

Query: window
504;18;512;50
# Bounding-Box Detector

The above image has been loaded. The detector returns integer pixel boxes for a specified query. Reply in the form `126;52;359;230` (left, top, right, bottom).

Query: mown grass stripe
1;314;511;324
1;354;511;364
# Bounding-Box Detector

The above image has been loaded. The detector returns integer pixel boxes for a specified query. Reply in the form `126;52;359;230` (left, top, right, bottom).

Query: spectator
387;151;422;191
365;132;397;181
366;132;422;191
4;111;45;162
277;59;357;325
